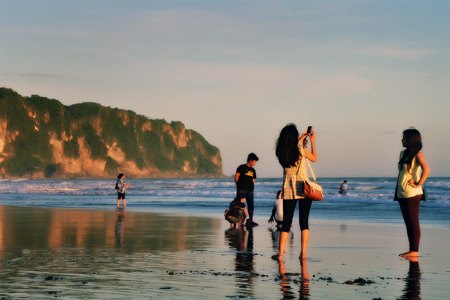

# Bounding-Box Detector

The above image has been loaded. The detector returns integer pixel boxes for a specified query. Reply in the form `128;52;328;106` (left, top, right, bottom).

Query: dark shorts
117;192;126;200
237;189;254;210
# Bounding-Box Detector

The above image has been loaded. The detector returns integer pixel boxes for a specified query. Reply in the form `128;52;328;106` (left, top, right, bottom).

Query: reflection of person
116;173;130;208
225;227;255;296
224;194;248;229
395;128;430;258
115;209;126;246
339;180;348;194
401;257;421;299
268;190;283;229
277;257;310;299
235;153;259;227
273;124;317;260
299;258;310;299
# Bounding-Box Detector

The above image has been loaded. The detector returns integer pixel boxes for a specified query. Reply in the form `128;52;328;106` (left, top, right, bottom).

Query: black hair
247;153;259;162
399;128;422;171
275;123;301;168
117;173;123;179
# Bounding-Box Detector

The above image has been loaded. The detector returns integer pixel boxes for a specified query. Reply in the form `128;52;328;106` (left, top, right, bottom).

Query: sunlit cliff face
0;89;223;179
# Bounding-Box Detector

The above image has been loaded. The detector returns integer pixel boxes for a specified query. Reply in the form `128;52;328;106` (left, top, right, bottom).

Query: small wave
46;188;80;192
354;186;382;191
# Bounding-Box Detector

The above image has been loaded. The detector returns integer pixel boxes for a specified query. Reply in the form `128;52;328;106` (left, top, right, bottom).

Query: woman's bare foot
399;251;419;258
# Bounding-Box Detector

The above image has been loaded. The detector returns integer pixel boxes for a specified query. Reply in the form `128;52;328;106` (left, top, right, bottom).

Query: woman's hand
407;179;420;188
309;130;316;142
300;129;308;138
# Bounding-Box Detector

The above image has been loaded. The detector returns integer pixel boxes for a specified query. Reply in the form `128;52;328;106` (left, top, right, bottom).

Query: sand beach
0;205;449;299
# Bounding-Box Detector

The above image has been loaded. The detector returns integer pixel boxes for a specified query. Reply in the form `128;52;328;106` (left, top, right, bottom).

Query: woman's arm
408;152;431;187
305;131;317;162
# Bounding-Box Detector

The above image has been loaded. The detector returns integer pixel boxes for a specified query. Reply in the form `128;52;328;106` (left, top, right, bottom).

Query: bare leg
123;199;127;208
300;229;309;259
117;199;120;208
277;231;289;259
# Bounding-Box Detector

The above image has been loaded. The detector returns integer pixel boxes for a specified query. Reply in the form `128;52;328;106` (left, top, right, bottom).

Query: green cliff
0;88;223;178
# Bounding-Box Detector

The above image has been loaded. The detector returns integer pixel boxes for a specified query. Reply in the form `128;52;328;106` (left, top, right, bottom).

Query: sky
0;0;449;178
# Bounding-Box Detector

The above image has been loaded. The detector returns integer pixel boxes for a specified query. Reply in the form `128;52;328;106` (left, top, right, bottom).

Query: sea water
0;177;449;227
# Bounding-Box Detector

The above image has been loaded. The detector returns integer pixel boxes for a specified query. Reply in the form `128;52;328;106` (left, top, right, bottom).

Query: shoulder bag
303;159;323;201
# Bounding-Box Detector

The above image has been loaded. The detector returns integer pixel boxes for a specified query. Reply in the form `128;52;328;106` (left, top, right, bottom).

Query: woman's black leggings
398;195;421;252
281;198;313;232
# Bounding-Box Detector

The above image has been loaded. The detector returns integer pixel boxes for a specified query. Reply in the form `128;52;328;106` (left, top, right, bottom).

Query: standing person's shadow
115;208;126;246
225;227;255;297
399;257;421;300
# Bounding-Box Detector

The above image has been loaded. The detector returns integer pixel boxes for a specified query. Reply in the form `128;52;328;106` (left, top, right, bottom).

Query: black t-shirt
236;164;256;191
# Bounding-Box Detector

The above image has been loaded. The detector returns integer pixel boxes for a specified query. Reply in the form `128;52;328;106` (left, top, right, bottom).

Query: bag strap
296;146;317;181
306;160;317;181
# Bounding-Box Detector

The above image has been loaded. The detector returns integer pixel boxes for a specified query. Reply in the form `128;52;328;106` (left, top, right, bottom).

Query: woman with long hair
273;124;317;260
396;128;430;258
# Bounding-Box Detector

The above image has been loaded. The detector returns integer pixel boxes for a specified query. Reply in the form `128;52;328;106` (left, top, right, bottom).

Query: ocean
0;177;449;227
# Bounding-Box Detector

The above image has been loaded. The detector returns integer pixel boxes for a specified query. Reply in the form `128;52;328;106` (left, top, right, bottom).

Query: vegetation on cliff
0;88;223;178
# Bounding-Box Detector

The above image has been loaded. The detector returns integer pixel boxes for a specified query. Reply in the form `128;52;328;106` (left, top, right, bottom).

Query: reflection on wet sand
224;227;255;298
0;205;220;255
277;258;310;300
115;208;126;246
399;257;421;300
269;227;294;256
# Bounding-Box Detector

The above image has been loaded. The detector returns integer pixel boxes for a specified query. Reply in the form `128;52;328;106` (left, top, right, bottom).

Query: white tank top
396;150;423;199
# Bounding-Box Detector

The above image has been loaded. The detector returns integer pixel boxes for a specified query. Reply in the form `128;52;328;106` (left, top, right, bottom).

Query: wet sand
0;205;449;299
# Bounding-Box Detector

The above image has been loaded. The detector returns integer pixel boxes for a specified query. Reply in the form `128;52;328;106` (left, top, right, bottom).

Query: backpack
115;181;119;190
224;200;245;224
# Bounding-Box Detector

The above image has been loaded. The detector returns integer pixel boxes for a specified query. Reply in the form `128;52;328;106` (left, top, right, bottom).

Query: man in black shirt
235;153;259;227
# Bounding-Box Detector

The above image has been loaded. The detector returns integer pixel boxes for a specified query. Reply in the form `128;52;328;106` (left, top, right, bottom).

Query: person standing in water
339;180;348;194
395;128;430;259
116;173;130;208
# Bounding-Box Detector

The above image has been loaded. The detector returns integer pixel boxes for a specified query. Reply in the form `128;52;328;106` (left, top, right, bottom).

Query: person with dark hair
273;124;317;260
396;128;430;258
235;153;259;227
224;194;248;229
116;173;130;208
339;180;348;194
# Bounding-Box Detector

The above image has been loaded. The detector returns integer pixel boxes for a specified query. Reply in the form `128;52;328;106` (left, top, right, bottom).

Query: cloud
359;46;438;60
141;61;374;104
133;8;241;39
20;72;57;78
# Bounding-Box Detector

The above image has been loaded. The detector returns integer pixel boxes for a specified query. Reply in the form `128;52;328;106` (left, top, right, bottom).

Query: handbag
303;180;323;201
303;159;323;201
421;188;427;201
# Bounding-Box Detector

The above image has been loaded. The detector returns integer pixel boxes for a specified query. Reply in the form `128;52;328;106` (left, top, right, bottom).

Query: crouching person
224;194;247;229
